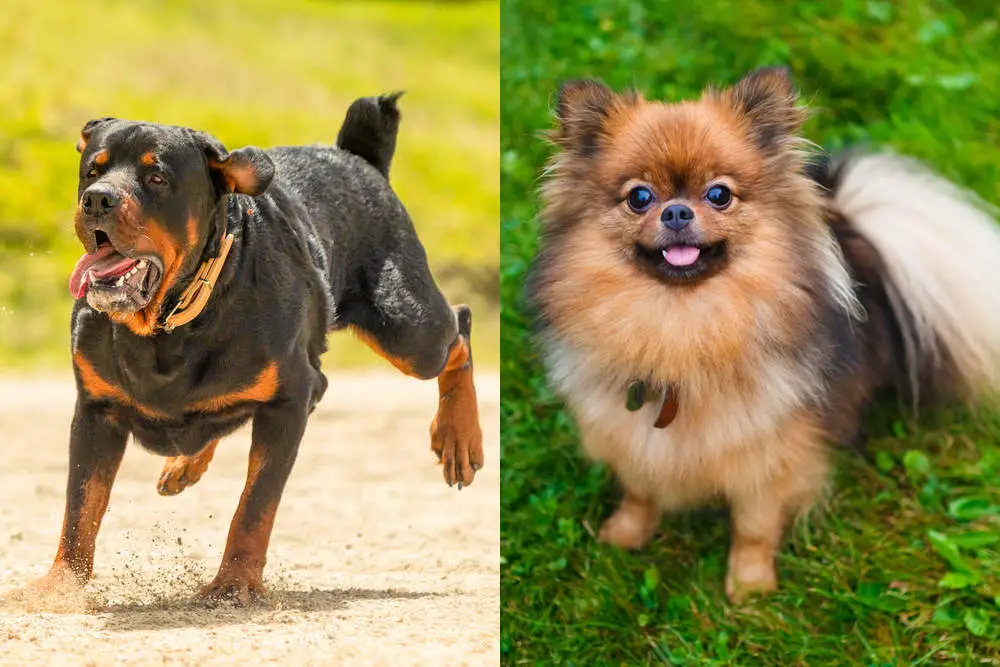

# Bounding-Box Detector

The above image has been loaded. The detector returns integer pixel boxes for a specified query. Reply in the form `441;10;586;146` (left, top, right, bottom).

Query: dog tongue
69;246;136;299
663;245;701;267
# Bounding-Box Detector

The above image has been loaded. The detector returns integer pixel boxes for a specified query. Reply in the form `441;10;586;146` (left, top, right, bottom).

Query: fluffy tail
336;91;403;178
830;152;1000;402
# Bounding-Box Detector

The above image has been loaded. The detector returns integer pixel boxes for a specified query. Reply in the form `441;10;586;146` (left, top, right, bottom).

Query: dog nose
81;185;121;217
661;204;694;231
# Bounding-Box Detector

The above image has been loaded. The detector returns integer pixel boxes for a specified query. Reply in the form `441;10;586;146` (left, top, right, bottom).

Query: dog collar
162;194;240;333
162;232;234;332
625;381;679;428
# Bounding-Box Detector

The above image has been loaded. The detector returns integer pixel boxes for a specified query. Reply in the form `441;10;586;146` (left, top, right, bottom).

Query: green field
501;1;1000;664
0;0;498;368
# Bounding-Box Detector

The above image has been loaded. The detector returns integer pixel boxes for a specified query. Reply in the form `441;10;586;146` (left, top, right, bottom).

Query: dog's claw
430;409;483;490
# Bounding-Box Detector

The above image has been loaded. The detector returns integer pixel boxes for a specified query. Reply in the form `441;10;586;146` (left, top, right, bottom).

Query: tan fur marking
73;351;165;419
186;217;198;249
349;325;419;377
110;218;187;336
201;446;274;603
158;440;220;496
53;476;115;580
186;362;279;413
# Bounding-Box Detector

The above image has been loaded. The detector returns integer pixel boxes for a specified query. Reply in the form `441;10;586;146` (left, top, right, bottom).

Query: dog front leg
200;401;305;605
429;305;484;488
16;400;127;599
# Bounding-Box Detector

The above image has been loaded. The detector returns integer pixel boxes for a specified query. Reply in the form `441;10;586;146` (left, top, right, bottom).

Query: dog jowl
8;95;483;606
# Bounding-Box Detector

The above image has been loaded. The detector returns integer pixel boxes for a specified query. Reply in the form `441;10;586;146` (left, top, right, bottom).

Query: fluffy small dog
529;67;1000;602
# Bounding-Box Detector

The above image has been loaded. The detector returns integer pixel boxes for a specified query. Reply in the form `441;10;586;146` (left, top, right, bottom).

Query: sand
0;371;499;666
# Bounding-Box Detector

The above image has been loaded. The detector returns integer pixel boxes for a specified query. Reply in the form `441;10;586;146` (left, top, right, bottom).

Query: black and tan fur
7;93;484;606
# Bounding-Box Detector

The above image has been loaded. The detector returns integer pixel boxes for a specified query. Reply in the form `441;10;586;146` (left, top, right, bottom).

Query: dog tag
626;381;646;411
654;385;679;429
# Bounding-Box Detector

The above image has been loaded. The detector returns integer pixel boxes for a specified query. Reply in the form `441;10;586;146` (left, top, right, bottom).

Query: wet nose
81;185;121;217
661;204;694;231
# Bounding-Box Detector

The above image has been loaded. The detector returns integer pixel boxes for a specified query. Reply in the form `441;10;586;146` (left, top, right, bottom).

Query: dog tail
336;91;403;179
827;152;1000;403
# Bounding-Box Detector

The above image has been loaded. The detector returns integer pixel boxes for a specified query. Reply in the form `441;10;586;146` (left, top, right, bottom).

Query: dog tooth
116;276;125;287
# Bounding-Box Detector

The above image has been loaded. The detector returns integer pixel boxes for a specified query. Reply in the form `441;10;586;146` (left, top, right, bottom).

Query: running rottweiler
31;93;483;604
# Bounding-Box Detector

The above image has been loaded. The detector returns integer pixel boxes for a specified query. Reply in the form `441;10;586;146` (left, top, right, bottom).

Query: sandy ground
0;371;499;666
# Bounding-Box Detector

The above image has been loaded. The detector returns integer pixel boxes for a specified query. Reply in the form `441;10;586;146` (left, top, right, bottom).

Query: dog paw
158;441;217;496
199;571;265;606
597;503;659;550
430;391;484;489
1;564;91;612
725;560;777;603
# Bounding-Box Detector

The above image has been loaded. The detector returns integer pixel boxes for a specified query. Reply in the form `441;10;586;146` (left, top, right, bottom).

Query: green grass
0;0;498;369
500;1;1000;663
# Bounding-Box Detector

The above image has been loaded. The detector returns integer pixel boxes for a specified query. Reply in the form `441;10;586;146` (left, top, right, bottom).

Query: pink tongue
663;245;701;267
69;246;138;299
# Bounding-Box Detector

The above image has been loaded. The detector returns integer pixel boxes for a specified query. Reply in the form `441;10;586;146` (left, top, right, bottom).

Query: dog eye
86;167;99;179
705;184;733;209
147;173;166;186
626;185;656;213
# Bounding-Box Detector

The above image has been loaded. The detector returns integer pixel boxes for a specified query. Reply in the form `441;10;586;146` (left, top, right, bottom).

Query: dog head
70;118;274;333
546;67;815;286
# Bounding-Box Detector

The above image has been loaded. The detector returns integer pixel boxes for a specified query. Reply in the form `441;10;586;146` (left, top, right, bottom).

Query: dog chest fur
543;335;829;510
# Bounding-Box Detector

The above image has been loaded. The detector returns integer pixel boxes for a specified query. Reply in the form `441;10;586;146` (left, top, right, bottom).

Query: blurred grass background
0;0;498;369
501;0;1000;664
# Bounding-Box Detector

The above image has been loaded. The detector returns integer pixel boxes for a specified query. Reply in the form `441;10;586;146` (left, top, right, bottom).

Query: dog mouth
69;230;164;312
634;241;728;283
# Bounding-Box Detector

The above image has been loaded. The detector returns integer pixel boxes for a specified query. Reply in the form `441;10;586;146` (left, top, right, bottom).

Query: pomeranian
529;67;1000;602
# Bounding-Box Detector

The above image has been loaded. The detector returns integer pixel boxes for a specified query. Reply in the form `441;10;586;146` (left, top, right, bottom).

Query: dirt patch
0;371;499;666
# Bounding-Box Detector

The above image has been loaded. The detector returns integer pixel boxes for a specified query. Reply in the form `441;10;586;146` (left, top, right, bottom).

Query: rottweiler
28;93;483;604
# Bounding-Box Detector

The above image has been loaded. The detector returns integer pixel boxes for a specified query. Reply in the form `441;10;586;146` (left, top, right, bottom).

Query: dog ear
725;67;807;151
194;132;275;196
554;79;618;156
76;117;117;153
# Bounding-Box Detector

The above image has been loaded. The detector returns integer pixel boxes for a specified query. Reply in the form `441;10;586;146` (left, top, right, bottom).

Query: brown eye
148;173;166;186
86;167;98;179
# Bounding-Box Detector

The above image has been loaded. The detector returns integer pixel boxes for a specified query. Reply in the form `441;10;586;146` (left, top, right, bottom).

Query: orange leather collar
162;232;235;333
161;194;241;333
